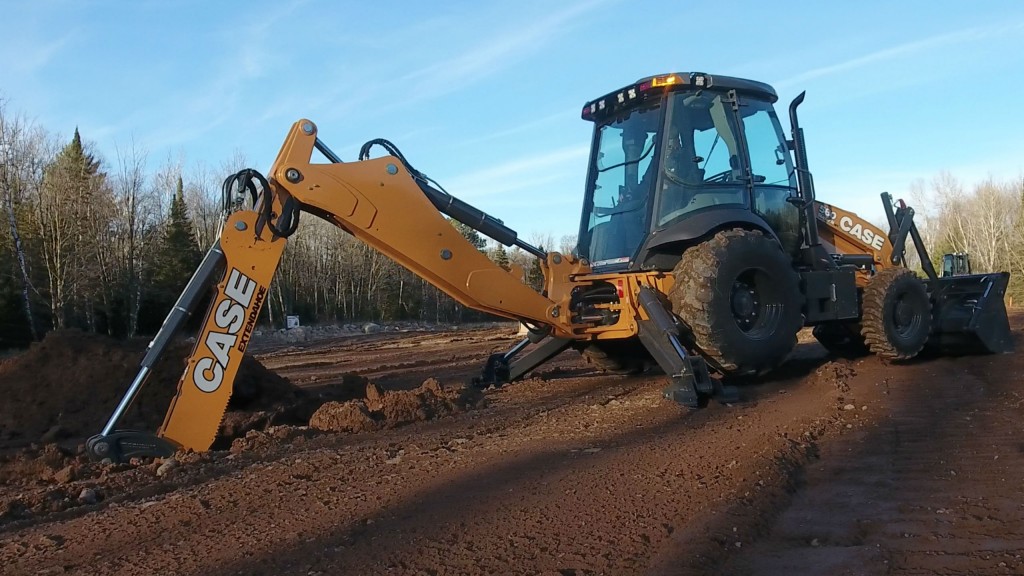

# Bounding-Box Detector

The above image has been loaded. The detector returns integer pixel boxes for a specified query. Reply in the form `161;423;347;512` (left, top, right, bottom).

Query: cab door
740;97;802;254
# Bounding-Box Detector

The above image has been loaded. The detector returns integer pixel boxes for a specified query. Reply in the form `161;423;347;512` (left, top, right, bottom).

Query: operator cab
942;252;972;277
576;72;801;272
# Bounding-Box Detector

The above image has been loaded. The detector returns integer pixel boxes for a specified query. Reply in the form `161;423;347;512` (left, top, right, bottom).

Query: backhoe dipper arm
156;208;288;451
89;120;583;461
87;205;290;461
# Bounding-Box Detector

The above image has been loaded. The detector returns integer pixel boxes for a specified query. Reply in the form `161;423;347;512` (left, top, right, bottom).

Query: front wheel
669;228;804;376
861;268;932;360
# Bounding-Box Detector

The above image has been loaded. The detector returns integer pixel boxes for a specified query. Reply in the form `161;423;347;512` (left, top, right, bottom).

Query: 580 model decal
192;268;267;393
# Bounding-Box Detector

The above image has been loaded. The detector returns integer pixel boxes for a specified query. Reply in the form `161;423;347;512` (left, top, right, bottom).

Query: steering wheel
704;170;732;184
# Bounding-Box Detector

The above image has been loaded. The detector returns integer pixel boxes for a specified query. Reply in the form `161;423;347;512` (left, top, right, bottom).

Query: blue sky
3;0;1023;243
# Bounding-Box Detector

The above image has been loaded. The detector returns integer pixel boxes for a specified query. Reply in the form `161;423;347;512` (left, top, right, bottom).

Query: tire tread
668;228;801;376
860;267;930;360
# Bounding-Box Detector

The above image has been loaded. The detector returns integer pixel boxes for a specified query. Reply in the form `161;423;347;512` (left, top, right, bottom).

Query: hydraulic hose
357;139;546;259
222;168;300;238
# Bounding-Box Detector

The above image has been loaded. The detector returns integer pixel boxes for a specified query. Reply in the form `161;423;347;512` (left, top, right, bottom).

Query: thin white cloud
401;0;614;100
775;20;1024;90
0;32;74;74
25;35;72;72
140;0;310;150
271;0;619;133
443;144;590;199
457;111;578;148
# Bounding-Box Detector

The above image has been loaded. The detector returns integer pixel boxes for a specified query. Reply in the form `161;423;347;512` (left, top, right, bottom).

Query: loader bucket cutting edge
929;272;1013;355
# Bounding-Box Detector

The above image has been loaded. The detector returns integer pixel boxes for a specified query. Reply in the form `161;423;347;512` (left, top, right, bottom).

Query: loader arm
88;120;592;461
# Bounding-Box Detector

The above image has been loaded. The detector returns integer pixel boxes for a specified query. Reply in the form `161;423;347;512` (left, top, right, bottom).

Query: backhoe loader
87;72;1013;462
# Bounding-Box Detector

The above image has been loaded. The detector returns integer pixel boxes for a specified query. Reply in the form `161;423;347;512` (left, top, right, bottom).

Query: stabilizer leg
635;286;737;407
87;241;227;461
476;332;573;387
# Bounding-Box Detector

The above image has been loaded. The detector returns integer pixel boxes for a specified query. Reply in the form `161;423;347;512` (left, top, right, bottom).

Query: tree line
0;102;213;347
1;99;1018;348
911;172;1024;304
0;101;575;348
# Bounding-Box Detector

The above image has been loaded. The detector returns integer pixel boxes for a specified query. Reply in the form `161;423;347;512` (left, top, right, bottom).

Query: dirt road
1;318;1021;575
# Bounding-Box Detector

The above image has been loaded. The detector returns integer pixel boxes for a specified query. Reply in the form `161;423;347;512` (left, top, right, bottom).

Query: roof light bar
582;72;728;121
650;74;681;88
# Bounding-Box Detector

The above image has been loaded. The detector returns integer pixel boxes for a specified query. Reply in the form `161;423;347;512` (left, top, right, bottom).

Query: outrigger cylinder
88;242;227;461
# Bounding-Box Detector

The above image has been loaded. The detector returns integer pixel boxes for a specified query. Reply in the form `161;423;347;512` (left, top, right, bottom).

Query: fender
635;207;776;271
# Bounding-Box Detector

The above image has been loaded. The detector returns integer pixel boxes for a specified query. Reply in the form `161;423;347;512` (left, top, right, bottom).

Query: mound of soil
811;359;857;392
0;329;302;447
308;401;378;434
309;378;486;433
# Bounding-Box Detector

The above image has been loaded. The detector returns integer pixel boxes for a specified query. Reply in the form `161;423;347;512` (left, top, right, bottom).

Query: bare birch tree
0;102;50;340
111;139;159;335
930;172;1019;273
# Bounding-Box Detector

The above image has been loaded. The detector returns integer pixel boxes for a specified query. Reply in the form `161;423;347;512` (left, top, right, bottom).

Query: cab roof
582;72;778;122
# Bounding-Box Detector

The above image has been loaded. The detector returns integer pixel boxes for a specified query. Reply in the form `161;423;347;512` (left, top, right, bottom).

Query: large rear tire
861;267;931;360
668;228;803;376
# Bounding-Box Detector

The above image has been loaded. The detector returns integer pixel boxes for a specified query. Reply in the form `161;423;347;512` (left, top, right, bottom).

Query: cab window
743;98;801;253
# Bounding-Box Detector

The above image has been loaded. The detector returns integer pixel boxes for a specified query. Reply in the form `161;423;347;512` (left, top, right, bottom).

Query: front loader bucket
928;272;1013;354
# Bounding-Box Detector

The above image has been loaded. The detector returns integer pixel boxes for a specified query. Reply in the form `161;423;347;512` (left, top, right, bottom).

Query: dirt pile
810;359;857;392
0;329;302;447
0;330;312;524
309;378;486;433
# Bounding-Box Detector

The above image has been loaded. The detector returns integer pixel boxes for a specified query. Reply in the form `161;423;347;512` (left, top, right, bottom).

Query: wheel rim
730;269;783;339
891;291;923;340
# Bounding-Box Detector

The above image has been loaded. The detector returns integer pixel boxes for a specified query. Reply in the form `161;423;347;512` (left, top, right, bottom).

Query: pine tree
36;128;104;329
450;219;486;251
491;244;510;270
141;176;201;331
527;247;545;291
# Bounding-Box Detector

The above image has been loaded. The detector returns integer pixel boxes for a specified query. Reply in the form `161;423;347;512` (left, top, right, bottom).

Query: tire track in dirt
716;339;1024;575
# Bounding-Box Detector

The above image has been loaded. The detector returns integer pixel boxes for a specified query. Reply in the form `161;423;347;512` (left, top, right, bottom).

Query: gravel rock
78;488;98;505
156;458;178;477
54;465;76;485
38;534;64;548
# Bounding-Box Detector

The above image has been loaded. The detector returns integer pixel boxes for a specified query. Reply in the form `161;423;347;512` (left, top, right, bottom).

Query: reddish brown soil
0;330;302;447
308;378;486;434
0;318;1021;575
